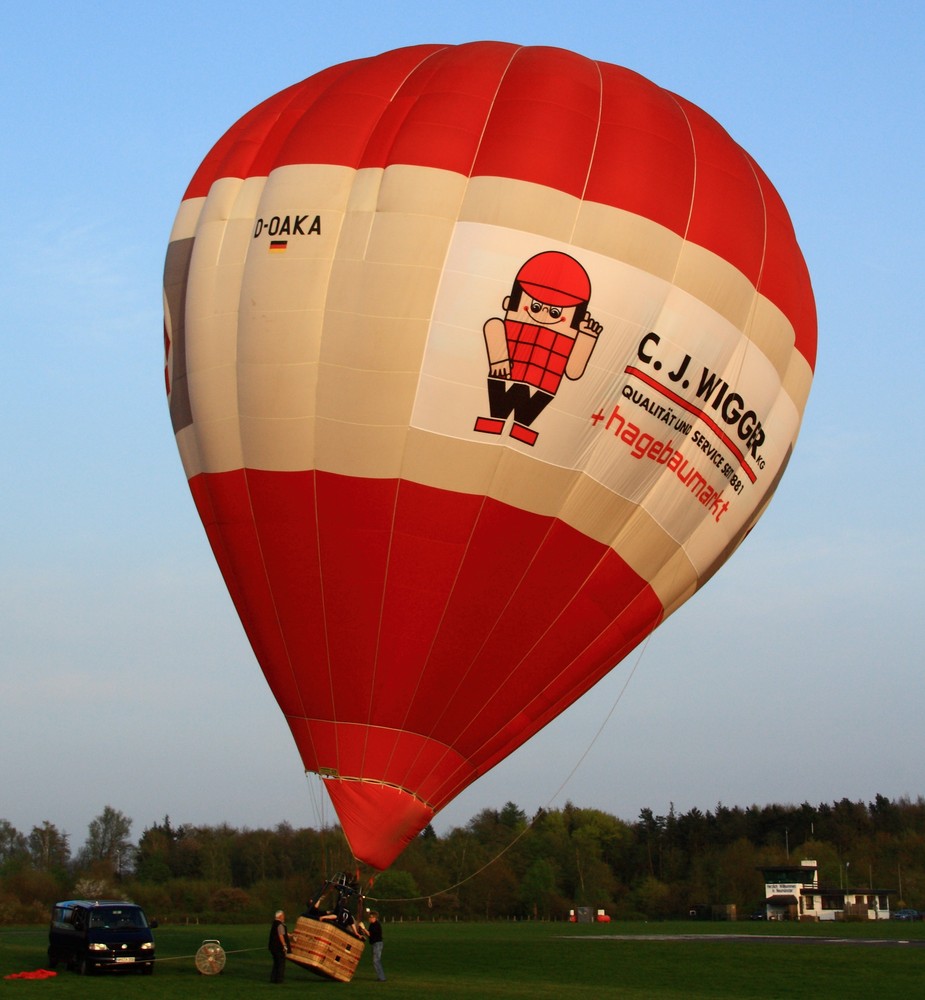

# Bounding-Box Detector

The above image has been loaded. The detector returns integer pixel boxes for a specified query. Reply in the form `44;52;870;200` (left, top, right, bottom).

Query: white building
760;859;894;921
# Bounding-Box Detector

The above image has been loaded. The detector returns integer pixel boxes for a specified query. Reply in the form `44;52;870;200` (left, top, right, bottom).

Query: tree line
3;794;925;924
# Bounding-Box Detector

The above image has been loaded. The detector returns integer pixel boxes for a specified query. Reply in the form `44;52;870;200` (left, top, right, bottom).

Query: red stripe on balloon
189;467;664;868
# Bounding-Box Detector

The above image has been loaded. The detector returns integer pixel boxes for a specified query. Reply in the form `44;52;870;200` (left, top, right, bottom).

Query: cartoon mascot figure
475;251;603;446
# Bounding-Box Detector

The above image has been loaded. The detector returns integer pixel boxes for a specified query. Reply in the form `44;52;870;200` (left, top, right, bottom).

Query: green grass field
3;920;924;999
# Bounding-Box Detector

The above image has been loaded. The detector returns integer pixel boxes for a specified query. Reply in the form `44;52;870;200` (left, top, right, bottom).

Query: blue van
48;899;157;975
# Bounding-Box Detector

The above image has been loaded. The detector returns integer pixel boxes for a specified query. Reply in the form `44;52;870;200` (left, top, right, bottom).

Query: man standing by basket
268;909;291;983
367;911;386;981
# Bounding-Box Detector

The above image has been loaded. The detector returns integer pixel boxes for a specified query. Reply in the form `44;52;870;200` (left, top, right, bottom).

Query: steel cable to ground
150;946;262;963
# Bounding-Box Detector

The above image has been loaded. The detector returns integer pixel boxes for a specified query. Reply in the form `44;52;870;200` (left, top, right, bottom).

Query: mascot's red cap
516;251;591;307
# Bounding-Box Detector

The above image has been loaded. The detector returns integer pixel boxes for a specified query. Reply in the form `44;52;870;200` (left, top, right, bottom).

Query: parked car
890;908;920;921
48;899;157;975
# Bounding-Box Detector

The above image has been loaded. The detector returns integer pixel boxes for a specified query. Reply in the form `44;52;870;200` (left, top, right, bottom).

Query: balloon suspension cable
304;770;333;875
304;770;325;826
366;633;652;904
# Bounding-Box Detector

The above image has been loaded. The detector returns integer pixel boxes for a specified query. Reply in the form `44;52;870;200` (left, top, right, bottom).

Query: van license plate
115;957;135;963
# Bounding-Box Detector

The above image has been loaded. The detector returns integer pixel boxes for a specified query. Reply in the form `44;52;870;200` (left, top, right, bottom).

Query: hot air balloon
163;42;815;871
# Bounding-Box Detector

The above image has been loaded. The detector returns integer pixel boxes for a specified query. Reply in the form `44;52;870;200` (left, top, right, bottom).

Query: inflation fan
194;939;226;975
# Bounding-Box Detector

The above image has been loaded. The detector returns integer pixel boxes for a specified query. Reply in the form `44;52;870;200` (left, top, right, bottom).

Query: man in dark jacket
367;911;386;981
268;909;291;983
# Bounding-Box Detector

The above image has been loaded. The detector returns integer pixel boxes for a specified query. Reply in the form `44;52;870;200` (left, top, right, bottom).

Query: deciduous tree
27;821;70;874
79;806;133;877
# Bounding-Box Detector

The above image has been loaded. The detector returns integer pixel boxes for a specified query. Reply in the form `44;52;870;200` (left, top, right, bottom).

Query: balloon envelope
163;42;815;870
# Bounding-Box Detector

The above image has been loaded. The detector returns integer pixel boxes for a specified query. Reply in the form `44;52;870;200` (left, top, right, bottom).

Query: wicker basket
287;916;365;983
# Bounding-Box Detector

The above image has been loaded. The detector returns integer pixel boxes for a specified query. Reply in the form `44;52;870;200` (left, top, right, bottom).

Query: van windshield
88;907;147;929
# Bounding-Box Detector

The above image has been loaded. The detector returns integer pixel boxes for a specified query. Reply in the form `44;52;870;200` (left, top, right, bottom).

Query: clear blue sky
3;0;923;856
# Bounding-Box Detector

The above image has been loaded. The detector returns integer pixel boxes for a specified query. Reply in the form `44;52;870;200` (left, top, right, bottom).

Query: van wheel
77;956;93;976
